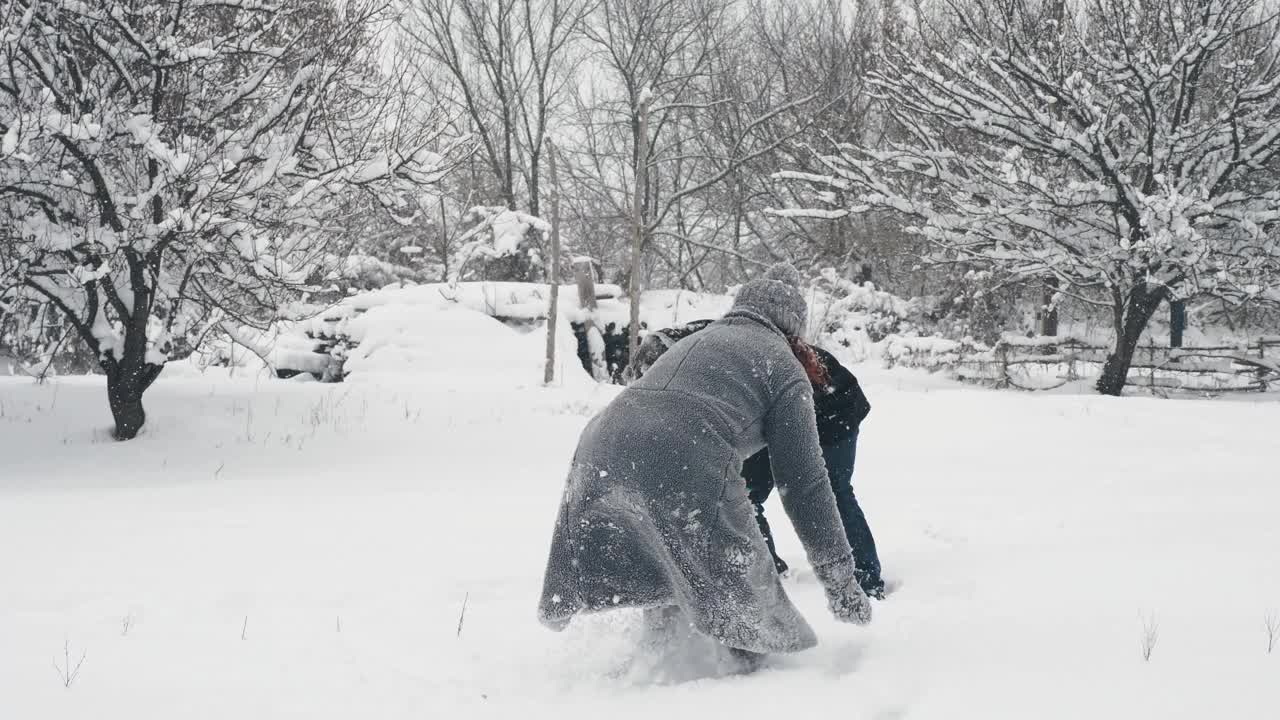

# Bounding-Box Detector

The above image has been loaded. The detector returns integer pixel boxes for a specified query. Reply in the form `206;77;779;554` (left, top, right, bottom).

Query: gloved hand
814;557;872;625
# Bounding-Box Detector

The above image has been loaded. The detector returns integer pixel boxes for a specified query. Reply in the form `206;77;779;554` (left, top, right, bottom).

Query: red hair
788;337;829;386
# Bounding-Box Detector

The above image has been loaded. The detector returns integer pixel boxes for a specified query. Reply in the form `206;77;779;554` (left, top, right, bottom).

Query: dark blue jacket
811;345;871;444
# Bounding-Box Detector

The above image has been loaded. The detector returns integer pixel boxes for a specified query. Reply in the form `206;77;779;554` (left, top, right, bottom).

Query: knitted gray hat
731;262;808;337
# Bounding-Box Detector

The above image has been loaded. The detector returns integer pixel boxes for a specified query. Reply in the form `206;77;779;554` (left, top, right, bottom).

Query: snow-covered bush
805;268;921;362
320;253;438;297
920;267;1026;347
451;207;551;283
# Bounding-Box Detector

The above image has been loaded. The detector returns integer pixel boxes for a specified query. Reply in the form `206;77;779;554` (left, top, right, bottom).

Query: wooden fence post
573;257;608;381
627;90;650;365
1148;344;1155;390
1257;340;1268;392
996;343;1009;389
1040;277;1059;337
573;257;597;312
1170;299;1186;348
543;140;563;385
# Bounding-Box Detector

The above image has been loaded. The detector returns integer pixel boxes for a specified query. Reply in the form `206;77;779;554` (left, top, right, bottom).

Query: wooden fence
886;334;1280;393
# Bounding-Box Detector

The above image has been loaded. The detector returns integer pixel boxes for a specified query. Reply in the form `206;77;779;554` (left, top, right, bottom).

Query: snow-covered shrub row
239;272;931;383
201;268;964;384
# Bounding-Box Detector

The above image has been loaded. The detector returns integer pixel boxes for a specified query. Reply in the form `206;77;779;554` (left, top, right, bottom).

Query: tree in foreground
780;0;1280;394
0;0;455;438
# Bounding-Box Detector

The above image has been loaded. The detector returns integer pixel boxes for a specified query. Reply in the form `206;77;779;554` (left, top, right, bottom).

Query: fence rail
884;334;1280;393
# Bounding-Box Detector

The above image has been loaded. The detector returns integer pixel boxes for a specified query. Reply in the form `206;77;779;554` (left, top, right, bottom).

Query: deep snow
2;357;1280;718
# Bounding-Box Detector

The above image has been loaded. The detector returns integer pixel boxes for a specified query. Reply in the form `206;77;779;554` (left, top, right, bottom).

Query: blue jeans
743;429;883;593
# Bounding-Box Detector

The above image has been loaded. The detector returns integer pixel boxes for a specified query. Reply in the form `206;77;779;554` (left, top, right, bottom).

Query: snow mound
305;288;592;388
340;303;525;382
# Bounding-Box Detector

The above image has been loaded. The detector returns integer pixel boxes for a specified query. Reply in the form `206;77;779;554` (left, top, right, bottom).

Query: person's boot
773;554;789;576
725;647;768;674
855;567;886;599
858;575;886;599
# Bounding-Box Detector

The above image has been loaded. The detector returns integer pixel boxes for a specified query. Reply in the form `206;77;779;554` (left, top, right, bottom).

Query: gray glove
814;557;872;625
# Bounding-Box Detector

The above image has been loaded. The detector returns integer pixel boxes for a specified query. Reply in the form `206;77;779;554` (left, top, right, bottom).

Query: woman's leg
742;449;788;574
823;430;884;596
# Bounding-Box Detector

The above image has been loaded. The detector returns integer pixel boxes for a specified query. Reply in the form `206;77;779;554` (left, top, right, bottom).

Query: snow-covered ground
3;339;1280;718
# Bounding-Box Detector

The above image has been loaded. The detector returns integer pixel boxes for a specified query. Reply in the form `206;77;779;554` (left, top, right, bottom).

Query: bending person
538;264;871;666
632;322;884;598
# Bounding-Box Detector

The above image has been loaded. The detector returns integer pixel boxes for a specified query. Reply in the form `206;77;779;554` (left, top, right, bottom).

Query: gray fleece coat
537;294;856;653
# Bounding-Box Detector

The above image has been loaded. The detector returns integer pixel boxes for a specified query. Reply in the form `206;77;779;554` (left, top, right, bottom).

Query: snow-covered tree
0;0;454;438
399;0;589;281
779;0;1280;394
571;0;835;355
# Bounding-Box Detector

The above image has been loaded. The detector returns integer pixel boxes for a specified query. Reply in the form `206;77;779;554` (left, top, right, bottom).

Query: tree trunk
529;148;541;218
1096;284;1168;396
106;359;163;440
627;92;650;364
104;254;166;440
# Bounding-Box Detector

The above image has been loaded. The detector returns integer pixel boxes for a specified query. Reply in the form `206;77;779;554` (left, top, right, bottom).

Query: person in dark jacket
631;324;885;599
744;346;884;597
539;263;871;664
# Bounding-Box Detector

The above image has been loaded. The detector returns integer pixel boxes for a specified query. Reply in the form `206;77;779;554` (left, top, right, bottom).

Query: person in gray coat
538;263;872;660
